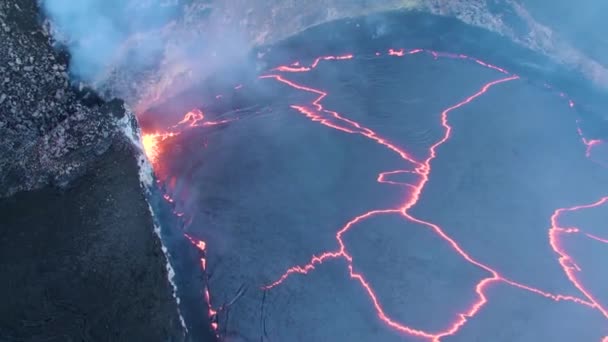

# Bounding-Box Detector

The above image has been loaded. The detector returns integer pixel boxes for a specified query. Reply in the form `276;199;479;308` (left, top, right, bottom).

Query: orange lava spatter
142;108;234;165
143;47;608;340
142;132;179;164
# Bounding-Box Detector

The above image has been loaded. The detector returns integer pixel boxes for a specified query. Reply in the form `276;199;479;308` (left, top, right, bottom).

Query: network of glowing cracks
142;47;608;340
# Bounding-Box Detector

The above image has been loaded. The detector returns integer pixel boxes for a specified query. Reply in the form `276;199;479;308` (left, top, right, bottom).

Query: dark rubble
0;142;186;341
0;0;121;197
0;1;187;341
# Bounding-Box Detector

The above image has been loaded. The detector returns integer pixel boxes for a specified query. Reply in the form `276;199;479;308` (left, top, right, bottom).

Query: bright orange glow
140;106;235;336
184;233;216;333
258;49;608;340
177;109;206;127
141;108;234;165
141;134;159;163
549;196;608;319
147;47;608;340
142;132;179;164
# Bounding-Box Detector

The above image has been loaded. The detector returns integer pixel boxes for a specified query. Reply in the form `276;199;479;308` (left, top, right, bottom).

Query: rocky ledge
0;1;186;340
0;0;122;197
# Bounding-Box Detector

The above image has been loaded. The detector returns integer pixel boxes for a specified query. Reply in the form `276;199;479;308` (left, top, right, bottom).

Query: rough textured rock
0;1;187;340
0;141;185;342
0;0;121;197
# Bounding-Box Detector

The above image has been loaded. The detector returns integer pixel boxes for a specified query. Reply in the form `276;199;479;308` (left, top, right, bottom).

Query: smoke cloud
41;0;180;82
40;0;252;112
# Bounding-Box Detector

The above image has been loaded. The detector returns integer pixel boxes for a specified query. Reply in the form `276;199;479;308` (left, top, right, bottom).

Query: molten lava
140;106;234;337
142;108;233;165
176;109;206;127
259;48;608;341
143;47;608;340
142;132;179;164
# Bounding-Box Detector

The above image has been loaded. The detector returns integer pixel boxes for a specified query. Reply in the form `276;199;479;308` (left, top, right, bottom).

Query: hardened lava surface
144;47;608;341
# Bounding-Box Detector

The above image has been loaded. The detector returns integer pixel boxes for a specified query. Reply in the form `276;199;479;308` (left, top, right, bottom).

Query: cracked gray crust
6;0;598;195
91;0;607;113
0;0;123;197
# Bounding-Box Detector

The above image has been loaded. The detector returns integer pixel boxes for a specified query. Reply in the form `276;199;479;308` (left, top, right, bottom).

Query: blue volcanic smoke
40;0;250;113
41;0;180;82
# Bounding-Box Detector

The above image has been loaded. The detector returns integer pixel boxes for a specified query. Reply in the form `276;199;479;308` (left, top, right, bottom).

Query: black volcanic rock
0;1;187;340
0;142;185;341
0;0;121;197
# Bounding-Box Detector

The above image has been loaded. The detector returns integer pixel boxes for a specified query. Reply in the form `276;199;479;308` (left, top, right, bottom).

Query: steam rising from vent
41;0;180;82
41;0;249;111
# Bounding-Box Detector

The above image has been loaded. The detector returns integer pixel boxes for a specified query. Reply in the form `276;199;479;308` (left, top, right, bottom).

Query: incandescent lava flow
142;108;232;165
141;106;236;336
141;47;608;340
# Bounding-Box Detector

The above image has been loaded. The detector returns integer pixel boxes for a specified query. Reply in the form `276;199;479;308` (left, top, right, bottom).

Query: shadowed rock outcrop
0;1;187;340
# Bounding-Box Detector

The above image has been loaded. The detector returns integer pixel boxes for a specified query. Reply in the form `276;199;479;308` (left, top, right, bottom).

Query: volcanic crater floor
148;47;608;341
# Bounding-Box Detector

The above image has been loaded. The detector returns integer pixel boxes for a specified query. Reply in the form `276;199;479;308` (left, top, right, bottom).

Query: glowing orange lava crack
185;232;219;332
142;108;234;165
142;107;234;336
174;108;233;128
259;48;605;340
586;233;608;244
549;196;608;319
142;132;180;164
146;47;607;340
